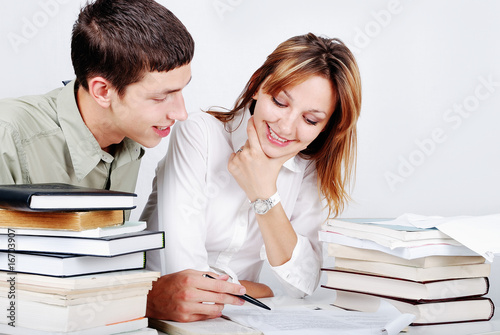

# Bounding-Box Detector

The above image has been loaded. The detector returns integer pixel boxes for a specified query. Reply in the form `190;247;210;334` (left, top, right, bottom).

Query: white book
0;221;147;238
0;270;160;292
0;230;164;256
332;258;491;282
333;290;494;326
0;316;151;335
0;251;145;277
322;269;489;301
318;230;478;259
0;294;147;332
327;244;486;268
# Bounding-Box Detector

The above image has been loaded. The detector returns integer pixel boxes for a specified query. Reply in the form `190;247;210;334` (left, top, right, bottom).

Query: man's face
108;63;192;148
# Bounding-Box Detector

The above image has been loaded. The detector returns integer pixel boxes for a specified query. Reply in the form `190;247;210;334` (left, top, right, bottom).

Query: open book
148;295;415;335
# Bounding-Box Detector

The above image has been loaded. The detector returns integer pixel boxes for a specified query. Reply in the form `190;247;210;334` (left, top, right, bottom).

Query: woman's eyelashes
304;117;318;126
272;96;287;108
272;94;320;126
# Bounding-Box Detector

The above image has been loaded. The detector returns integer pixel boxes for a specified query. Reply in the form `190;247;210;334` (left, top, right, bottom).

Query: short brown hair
210;33;362;218
71;0;194;96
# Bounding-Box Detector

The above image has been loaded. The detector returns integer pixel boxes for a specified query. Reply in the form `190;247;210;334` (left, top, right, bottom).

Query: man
0;0;193;191
0;0;247;322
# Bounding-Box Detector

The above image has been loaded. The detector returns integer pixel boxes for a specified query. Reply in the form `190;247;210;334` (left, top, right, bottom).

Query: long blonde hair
209;33;361;218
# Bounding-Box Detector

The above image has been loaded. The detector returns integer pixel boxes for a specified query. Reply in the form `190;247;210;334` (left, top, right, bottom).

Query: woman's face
252;75;336;159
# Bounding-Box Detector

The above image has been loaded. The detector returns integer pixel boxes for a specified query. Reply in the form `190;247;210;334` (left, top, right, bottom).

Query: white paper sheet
223;303;415;335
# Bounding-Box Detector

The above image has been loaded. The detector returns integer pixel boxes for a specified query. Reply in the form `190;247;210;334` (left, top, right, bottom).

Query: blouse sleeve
264;162;326;298
141;116;213;275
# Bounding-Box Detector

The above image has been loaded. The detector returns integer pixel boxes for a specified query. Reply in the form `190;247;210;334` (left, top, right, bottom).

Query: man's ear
87;77;114;108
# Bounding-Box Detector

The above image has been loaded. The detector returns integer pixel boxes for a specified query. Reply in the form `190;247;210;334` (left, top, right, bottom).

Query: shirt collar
229;106;305;173
57;80;144;180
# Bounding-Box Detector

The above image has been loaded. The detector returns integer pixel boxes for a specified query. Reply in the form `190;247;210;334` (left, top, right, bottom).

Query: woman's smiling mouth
267;123;291;145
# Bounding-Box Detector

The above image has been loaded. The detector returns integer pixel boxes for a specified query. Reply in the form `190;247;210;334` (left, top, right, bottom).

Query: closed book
327;244;487;268
333;258;491;281
0;293;148;332
333;290;495;326
0;317;150;335
321;269;489;302
0;251;146;277
0;230;164;256
0;183;136;211
0;208;124;231
0;220;146;238
318;230;478;259
0;269;160;294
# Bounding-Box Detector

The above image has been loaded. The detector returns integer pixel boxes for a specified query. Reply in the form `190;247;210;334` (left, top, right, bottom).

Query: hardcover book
321;269;489;302
0;251;146;277
0;183;136;211
333;290;495;326
0;208;124;231
0;230;164;256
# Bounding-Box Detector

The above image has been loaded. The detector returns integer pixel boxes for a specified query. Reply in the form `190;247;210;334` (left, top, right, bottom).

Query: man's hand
146;269;246;322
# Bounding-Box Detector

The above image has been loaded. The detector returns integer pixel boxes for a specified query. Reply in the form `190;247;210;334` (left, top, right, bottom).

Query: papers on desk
222;298;415;335
376;213;500;262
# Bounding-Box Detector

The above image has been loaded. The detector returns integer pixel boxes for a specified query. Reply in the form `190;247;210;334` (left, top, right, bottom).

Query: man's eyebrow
157;76;192;95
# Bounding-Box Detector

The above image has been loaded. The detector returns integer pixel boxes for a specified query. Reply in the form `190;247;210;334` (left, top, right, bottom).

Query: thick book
321;269;489;302
333;258;491;282
333;290;495;326
0;293;148;332
0;183;136;211
0;230;164;256
0;269;160;293
0;208;124;231
0;220;146;238
327;243;487;268
0;317;152;335
318;230;478;259
0;251;146;277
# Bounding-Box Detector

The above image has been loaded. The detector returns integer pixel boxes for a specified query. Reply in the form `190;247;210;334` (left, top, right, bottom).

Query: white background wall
1;0;498;312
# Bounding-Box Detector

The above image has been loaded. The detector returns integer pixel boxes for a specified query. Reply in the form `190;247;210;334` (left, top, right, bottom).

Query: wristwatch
250;191;280;215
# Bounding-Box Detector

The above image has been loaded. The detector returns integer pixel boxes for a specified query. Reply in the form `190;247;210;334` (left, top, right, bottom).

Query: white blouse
140;109;326;297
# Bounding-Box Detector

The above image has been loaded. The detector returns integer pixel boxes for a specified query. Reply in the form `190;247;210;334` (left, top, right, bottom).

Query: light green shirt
0;80;145;194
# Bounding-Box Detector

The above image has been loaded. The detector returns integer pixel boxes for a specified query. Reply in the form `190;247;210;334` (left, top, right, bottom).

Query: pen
203;274;271;311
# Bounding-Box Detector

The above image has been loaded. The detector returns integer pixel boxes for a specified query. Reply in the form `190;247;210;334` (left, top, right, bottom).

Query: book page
386;213;500;261
223;305;414;335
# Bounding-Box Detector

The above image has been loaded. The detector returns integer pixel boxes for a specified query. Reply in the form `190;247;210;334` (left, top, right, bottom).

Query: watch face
253;199;270;214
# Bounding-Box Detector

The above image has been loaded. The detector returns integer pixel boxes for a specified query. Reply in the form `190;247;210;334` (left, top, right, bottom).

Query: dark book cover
0;183;137;211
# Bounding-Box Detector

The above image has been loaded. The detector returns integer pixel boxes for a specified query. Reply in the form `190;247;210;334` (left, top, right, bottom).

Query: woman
141;32;361;321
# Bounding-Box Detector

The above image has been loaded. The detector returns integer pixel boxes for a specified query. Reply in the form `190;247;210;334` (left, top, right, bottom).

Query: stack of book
319;218;495;326
0;183;163;334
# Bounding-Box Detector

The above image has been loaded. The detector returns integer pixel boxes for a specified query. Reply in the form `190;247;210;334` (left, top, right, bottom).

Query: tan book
327;243;486;268
333;258;491;281
322;269;489;301
0;208;124;231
